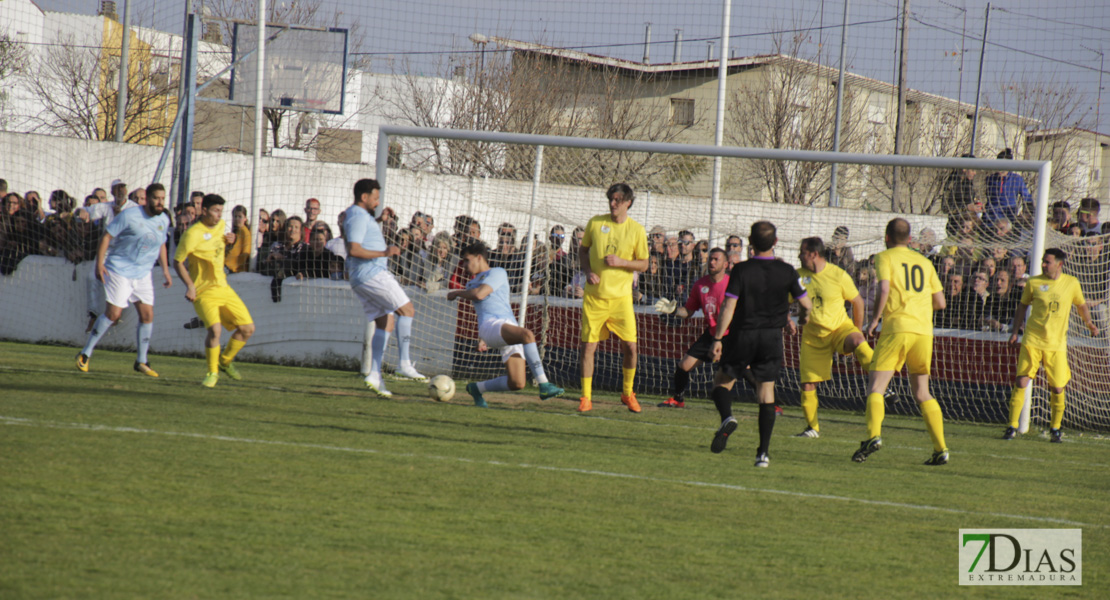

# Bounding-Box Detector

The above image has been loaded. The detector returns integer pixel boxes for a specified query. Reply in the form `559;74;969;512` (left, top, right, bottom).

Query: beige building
489;37;1033;212
1026;127;1110;203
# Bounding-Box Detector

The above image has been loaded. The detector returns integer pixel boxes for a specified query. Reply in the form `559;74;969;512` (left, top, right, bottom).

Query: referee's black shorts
719;327;784;383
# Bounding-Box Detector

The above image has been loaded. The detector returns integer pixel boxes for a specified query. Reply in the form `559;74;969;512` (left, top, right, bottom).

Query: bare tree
0;31;29;126
379;44;708;193
23;32;175;144
725;33;866;205
866;105;975;213
986;75;1093;202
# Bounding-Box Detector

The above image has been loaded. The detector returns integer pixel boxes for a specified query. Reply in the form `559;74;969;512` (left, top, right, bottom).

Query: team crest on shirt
801;276;812;285
203;233;212;240
601;225;611;233
701;286;709;295
1040;284;1050;292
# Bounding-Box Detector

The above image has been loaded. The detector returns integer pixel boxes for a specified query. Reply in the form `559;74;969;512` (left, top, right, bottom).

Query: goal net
1;127;1108;433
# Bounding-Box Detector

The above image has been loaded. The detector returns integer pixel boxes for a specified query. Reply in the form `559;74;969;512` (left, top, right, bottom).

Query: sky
27;0;1110;133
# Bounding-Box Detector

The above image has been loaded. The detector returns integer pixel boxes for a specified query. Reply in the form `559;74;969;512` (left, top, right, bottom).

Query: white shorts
104;269;154;308
478;317;524;363
352;271;411;322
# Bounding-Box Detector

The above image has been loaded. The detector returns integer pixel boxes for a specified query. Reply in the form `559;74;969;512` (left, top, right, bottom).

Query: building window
670;98;694;126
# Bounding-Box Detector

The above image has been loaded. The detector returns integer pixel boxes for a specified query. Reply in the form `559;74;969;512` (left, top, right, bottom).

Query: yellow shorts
871;331;933;375
1016;345;1070;388
580;294;637;344
194;285;253;330
799;321;861;384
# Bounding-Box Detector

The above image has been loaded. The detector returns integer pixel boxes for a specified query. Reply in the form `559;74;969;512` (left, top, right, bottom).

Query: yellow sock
581;376;593;400
205;346;220;374
853;343;874;371
920;398;947;452
801;389;819;431
220;338;247;367
866;392;885;439
1009;386;1026;429
622;368;635;396
1050;391;1066;429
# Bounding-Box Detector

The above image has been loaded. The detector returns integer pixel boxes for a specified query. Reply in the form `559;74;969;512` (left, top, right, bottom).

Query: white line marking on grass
3;415;1105;529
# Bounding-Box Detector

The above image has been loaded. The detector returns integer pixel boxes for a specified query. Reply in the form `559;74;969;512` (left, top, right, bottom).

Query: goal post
369;125;1110;434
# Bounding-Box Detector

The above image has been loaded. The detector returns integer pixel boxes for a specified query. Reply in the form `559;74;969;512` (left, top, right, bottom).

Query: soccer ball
427;374;456;402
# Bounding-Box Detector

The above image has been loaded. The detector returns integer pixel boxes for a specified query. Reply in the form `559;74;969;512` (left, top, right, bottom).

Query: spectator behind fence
553;226;583;295
984;269;1019;332
635;253;667;305
48;190;76;220
934;271;966;329
956;269;992;330
1051;200;1074;234
297;228;343;279
1078;197;1101;236
828;226;856;277
302;198;321;242
983;148;1032;225
421;232;454;291
660;234;689;301
449;215;481;290
224;205;251;273
490;222;525;292
941;154;980;216
0;207;34;275
1072;234;1108;334
648;225;666;255
265;216;306;280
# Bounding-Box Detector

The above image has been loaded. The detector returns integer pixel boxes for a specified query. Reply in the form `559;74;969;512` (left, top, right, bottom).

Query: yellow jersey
174;219;228;296
798;262;859;337
1020;273;1086;351
874;246;942;335
582;214;649;299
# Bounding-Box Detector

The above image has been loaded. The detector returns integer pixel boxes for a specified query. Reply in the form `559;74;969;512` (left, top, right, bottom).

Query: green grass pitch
1;341;1107;598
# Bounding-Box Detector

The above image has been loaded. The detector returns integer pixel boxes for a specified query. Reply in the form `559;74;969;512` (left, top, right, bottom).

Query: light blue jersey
468;267;518;325
104;206;170;279
343;204;388;286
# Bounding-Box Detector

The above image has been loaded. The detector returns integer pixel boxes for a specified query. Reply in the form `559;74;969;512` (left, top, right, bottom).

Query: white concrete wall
0;130;947;264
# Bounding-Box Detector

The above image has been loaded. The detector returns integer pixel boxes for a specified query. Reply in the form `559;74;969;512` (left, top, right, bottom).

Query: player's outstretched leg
133;321;158;377
393;314;427;381
365;326;393;397
77;313;117;372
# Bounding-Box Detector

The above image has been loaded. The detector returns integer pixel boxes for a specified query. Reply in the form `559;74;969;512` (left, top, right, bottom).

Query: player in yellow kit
852;218;949;465
577;183;650;413
173;194;255;388
795;237;874;438
1004;248;1098;442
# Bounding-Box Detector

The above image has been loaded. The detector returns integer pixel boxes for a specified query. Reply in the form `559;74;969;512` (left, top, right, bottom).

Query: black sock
758;403;777;455
672;368;690;400
711;386;732;422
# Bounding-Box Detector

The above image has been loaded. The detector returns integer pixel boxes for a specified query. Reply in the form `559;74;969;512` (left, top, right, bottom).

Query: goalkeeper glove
654;298;678;314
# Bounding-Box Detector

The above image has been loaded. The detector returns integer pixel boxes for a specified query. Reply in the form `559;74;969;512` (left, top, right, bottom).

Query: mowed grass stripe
4;414;1104;529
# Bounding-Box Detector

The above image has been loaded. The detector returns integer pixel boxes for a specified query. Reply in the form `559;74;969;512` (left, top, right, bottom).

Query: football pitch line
3;414;1105;529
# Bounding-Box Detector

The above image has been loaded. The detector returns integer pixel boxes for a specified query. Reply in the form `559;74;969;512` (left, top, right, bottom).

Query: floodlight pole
115;0;132;143
249;0;267;272
969;3;990;156
707;0;732;248
174;13;200;210
828;0;850;208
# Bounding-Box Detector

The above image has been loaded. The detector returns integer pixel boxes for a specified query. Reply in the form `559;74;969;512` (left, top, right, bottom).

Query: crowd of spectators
2;174;1106;332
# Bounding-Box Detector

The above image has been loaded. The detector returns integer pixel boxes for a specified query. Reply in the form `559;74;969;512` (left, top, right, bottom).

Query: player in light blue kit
76;183;173;376
447;241;564;407
344;178;426;397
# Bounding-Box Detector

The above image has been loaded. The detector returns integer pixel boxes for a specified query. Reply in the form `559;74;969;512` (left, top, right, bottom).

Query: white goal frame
374;125;1053;433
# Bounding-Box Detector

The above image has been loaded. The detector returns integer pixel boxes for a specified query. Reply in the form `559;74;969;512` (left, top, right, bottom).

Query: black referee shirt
723;256;806;330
